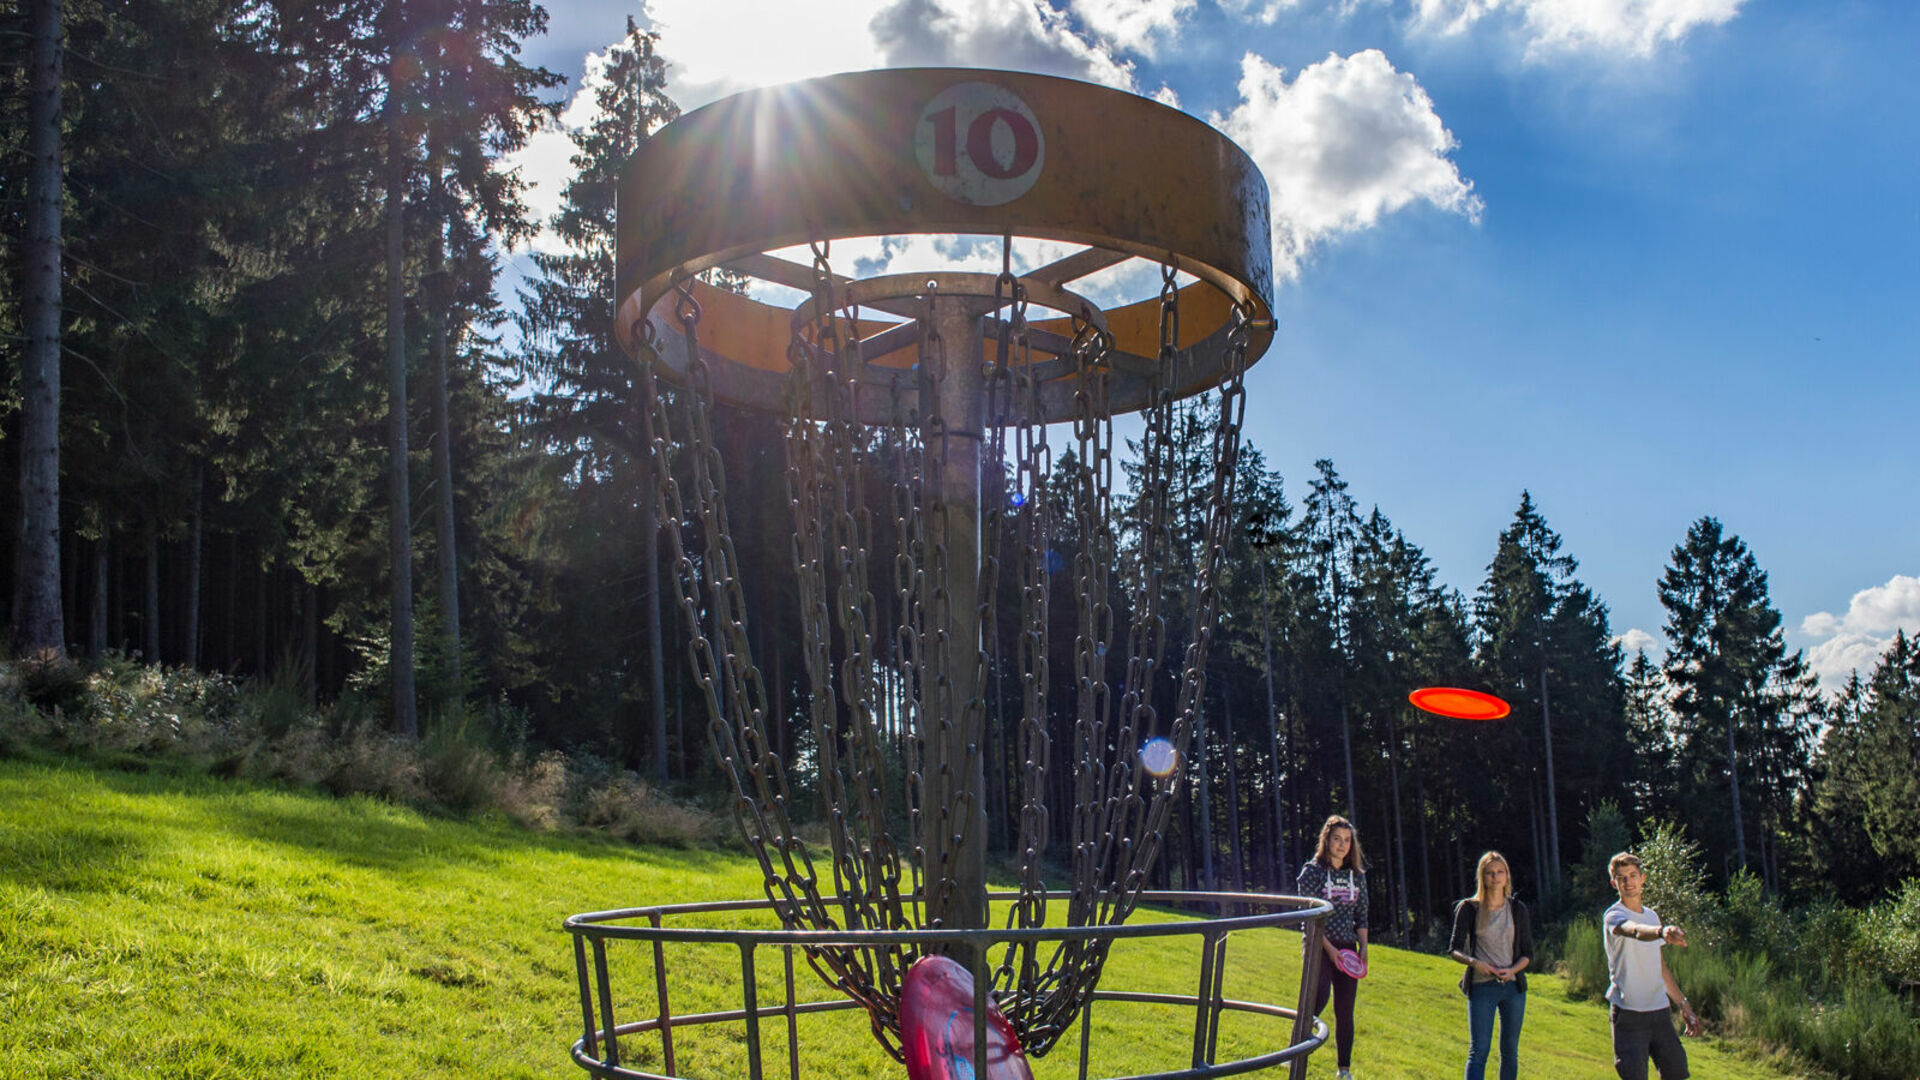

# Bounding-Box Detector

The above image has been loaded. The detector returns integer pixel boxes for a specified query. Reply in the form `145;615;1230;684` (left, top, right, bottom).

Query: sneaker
1335;1071;1353;1080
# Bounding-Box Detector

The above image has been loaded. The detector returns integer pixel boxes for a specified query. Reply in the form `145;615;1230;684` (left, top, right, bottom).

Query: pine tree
516;19;678;773
1807;645;1919;901
1474;492;1625;901
1622;649;1674;820
1303;459;1360;827
1658;517;1814;882
412;0;561;714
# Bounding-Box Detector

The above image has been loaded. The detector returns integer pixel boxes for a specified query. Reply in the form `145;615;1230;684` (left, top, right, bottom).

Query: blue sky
507;0;1919;688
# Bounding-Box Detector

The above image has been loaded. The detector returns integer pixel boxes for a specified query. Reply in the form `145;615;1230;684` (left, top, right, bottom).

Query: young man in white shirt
1603;853;1703;1080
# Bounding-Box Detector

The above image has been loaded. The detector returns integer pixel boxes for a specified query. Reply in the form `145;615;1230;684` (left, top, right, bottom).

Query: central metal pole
925;297;989;967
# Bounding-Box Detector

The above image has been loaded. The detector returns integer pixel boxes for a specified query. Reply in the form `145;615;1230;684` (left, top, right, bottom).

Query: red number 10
927;106;1040;180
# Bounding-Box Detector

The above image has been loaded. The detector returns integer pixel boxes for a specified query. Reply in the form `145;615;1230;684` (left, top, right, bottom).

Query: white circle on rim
914;82;1046;207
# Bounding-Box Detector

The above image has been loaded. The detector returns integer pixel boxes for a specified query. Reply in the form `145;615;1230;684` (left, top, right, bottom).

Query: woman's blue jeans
1465;979;1525;1080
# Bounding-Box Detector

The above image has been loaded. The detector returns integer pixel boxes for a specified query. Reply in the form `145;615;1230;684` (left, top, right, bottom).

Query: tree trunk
61;527;77;643
143;521;161;663
1727;709;1747;870
384;31;418;737
185;462;203;667
425;137;461;714
1389;709;1408;945
304;581;319;701
12;0;66;658
1198;707;1213;891
89;539;108;657
1527;774;1545;899
1258;557;1287;889
1414;737;1432;934
255;558;269;676
674;669;685;779
317;586;334;696
223;533;238;670
1338;693;1358;833
1540;668;1562;897
1223;681;1245;893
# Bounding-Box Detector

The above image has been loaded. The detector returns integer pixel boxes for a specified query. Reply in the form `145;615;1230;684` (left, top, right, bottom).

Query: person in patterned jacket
1297;815;1370;1080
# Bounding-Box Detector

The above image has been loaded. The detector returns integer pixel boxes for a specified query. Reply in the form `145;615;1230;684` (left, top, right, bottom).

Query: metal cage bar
567;890;1330;1080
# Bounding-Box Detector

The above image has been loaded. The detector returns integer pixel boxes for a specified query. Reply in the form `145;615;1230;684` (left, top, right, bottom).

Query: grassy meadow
0;757;1814;1079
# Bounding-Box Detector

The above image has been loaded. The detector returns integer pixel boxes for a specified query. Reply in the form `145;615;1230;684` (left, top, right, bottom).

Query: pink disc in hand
1336;948;1368;979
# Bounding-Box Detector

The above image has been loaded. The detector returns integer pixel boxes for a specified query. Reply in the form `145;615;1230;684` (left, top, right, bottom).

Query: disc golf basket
568;67;1332;1080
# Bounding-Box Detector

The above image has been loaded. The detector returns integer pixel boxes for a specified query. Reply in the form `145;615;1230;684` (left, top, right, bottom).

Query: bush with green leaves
1574;799;1632;911
0;654;728;849
1717;869;1791;959
1634;820;1718;941
1854;877;1920;992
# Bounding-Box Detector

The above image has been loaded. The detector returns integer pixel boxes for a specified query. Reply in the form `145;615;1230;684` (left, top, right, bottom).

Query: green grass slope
0;759;1809;1079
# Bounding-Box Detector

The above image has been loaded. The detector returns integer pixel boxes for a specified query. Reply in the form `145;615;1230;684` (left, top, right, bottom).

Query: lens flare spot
1140;738;1177;778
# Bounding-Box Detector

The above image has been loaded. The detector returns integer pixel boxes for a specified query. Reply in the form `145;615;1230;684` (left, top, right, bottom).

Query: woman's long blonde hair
1471;850;1512;907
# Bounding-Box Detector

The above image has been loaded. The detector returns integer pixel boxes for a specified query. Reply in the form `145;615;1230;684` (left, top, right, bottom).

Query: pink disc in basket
901;955;1035;1080
1336;948;1368;979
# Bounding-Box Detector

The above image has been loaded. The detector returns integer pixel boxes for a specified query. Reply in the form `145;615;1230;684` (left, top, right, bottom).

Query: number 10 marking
916;83;1046;207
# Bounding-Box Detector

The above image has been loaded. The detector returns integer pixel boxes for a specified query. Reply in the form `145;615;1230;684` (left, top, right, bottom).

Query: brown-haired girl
1296;815;1369;1080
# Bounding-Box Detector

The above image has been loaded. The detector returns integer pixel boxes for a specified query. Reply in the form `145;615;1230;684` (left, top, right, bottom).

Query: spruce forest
3;3;1919;1070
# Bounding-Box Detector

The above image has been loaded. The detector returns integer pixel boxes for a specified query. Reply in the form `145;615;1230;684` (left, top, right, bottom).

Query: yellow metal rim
616;67;1275;412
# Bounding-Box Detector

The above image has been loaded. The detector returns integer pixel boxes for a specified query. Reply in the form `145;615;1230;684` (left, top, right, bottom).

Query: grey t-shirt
1603;900;1671;1011
1471;902;1514;983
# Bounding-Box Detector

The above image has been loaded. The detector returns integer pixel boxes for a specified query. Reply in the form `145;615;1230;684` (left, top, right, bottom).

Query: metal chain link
643;251;1256;1060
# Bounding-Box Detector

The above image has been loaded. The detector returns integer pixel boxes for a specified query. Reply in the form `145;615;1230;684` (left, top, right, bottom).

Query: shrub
1803;977;1920;1080
1734;971;1920;1080
1795;900;1864;994
495;750;568;829
576;772;717;848
17;650;88;715
1718;869;1791;959
318;719;428;804
0;655;734;853
1634;820;1717;942
1855;878;1920;992
1558;915;1607;999
255;656;313;739
1573;800;1631;912
422;716;506;813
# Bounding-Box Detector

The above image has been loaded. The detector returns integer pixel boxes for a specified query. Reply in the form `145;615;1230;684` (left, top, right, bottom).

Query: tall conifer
1658;516;1814;881
517;19;677;773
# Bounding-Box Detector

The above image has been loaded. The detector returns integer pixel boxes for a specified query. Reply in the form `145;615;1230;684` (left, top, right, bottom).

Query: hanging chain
643;248;1258;1060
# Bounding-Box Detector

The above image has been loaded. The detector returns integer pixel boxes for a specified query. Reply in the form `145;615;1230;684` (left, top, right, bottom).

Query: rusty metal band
617;67;1275;418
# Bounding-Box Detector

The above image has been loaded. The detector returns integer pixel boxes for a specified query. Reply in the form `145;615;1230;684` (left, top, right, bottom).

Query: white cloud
1404;0;1747;59
508;0;1140;254
645;0;899;111
868;0;1138;90
511;9;1478;298
1799;574;1920;689
505;44;631;256
1613;627;1658;656
1215;0;1304;26
1211;50;1481;279
1068;0;1197;58
756;235;1184;313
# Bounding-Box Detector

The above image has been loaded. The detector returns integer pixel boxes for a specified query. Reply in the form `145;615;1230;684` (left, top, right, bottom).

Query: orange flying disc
1409;687;1511;721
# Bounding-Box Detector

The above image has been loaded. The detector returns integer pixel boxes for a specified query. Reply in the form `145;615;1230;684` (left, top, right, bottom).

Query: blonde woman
1296;815;1369;1080
1448;851;1533;1080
